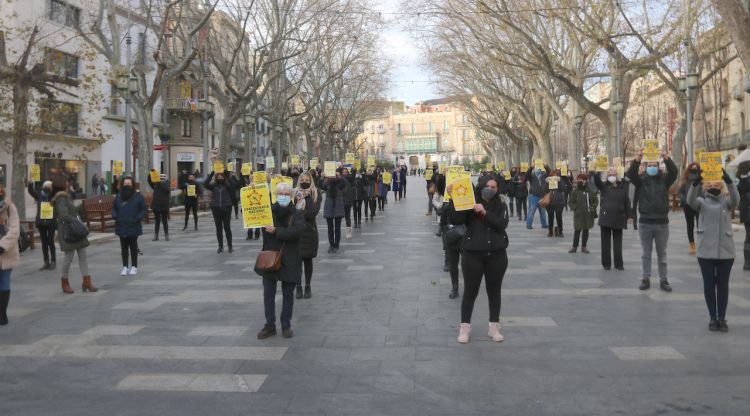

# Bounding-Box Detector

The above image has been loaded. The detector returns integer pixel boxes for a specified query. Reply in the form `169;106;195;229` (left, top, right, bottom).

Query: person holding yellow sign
204;169;238;253
320;169;349;253
181;173;202;231
525;163;550;230
27;180;57;270
543;171;567;238
147;172;171;242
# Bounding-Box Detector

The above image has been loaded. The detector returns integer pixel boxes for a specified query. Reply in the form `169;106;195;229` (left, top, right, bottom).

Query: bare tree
711;0;750;73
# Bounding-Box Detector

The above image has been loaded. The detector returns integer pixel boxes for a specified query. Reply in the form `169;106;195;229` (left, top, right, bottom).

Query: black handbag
62;217;89;243
444;224;466;244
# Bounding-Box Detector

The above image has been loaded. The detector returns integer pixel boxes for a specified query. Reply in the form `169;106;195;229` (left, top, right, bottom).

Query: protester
353;169;366;228
525;164;549;230
181;173;201;231
52;176;97;294
113;176;147;276
506;168;516;218
392;167;403;201
688;169;738;332
426;163;439;216
543;170;567;237
679;162;702;255
568;174;598;253
342;168;355;239
364;168;376;221
294;172;321;299
594;168;631;270
204;170;237;253
449;176;509;344
147;172;171;241
444;199;463;299
0;184;20;325
255;182;305;339
320;170;347;253
27;180;56;270
377;170;388;211
511;171;527;221
627;149;678;291
229;171;241;220
736;161;750;270
400;164;408;197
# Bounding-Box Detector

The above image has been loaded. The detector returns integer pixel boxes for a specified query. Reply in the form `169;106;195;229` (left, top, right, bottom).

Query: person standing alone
113;176;147;276
147;172;171;241
27;180;56;270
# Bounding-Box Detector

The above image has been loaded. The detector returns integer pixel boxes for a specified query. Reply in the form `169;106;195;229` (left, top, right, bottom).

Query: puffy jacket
594;174;631;229
568;186;598;231
342;174;356;205
321;178;346;218
147;176;171;211
52;191;90;252
688;181;739;259
626;158;678;224
254;203;305;283
449;191;509;252
525;167;548;197
204;171;236;209
27;182;55;227
112;191;147;237
297;194;320;259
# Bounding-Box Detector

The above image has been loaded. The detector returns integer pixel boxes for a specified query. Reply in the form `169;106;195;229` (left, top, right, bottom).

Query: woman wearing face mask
679;163;702;255
255;182;305;339
594;167;631;270
352;169;366;228
320;170;347;253
687;169;738;332
736;161;750;270
567;174;598;254
294;172;321;299
204;170;237;253
449;177;509;344
147;172;171;241
112;176;147;276
364;169;376;221
27;180;57;270
376;170;388;212
543;170;567;238
52;176;97;294
181;174;202;231
0;184;20;325
341;168;355;239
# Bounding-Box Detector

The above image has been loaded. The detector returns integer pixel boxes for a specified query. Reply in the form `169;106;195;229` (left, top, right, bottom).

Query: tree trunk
219;118;234;162
712;0;750;74
11;81;29;219
135;107;153;185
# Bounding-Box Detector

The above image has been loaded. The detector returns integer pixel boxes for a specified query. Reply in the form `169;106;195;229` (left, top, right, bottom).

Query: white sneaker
128;266;138;276
120;266;129;276
457;323;471;344
488;322;504;342
346;227;352;239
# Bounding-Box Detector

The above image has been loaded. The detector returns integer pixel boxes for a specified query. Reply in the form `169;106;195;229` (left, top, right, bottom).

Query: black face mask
300;182;311;189
577;183;585;188
216;178;225;184
707;188;721;196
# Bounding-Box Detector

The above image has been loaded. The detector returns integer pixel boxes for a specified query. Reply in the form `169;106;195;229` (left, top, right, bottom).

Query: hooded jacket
688;181;739;259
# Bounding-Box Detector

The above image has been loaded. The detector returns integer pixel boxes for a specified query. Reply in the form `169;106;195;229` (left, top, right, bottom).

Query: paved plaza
2;177;750;415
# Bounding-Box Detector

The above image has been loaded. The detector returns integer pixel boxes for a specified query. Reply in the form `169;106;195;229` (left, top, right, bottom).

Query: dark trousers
600;226;623;268
247;228;260;238
232;199;239;219
394;189;402;201
367;198;376;217
402;182;406;197
184;200;198;228
303;257;313;286
354;200;363;224
516;197;527;219
460;250;508;323
37;224;56;264
447;248;461;289
508;197;515;216
744;223;750;266
683;205;699;244
263;277;295;329
378;197;385;211
573;229;589;248
546;205;564;233
119;236;138;267
326;217;342;248
153;209;169;236
427;190;434;214
344;204;352;227
211;207;232;248
697;258;733;320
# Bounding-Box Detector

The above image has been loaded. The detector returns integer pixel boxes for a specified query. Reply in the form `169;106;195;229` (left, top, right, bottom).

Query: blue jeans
526;194;548;228
0;269;11;290
263;277;296;329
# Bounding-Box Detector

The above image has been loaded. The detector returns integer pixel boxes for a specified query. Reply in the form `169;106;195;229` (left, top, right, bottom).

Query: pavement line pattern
187;326;248;336
609;346;687;360
115;374;268;392
112;289;264;310
0;343;287;360
347;265;385;271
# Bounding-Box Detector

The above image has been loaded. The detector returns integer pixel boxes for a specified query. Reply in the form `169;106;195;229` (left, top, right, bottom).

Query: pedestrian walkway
2;177;750;415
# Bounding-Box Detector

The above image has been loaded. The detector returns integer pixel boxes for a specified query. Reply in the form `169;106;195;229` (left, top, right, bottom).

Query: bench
82;195;115;232
19;220;36;250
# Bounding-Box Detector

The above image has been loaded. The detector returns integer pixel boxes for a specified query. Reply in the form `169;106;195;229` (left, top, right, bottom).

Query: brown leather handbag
254;216;293;272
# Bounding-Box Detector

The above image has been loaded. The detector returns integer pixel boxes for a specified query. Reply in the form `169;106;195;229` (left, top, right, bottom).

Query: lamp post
244;112;256;169
680;73;699;163
200;99;214;175
611;100;624;161
274;124;283;172
574;115;584;172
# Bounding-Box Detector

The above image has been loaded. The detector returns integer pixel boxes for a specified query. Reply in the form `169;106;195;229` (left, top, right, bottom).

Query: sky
373;1;439;106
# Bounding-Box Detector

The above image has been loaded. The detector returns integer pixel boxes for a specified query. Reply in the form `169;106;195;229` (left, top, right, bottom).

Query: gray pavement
2;177;750;415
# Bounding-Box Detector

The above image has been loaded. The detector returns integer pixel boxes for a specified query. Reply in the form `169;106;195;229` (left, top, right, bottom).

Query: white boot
128;266;138;276
120;266;129;276
488;322;504;342
346;227;352;239
457;323;471;344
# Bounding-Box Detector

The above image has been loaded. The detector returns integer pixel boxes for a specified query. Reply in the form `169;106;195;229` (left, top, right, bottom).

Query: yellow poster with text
486;163;493;171
324;161;336;177
534;159;544;170
30;164;41;182
451;175;475;211
213;161;225;173
227;162;235;172
643;139;660;162
701;152;723;182
270;176;293;203
310;158;319;170
383;172;392;185
547;177;559;190
281;162;288;170
40;202;53;220
695;147;706;164
498;161;506;170
521;162;529;172
425;155;431;166
253;171;268;185
425;169;433;180
503;170;511;180
187;184;196;197
241;184;273;229
265;156;275;169
291;155;300;166
354;159;361;170
445;167;468;202
150;170;160;183
596;155;609;172
241;163;252;176
439;162;447;172
367;156;376;167
113;160;123;176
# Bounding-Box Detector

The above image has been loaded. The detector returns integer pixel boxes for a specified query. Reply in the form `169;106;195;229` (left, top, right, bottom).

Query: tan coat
0;202;20;270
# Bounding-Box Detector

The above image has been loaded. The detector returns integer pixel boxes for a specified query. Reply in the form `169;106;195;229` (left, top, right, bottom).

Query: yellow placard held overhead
534;159;544;170
547;177;559;190
291;155;300;166
112;160;123;176
446;169;471;204
503;170;511;180
150;170;160;183
253;171;267;185
484;163;492;171
425;155;431;166
265;156;275;169
425;169;433;180
383;172;392;185
270;176;294;203
695;147;706;164
281;162;288;170
642;139;660;162
213;161;225;173
310;158;319;170
187;184;196;197
616;166;625;179
367;156;376;167
345;153;355;162
227;162;235;172
241;163;252;176
701;152;724;182
354;159;361;170
40;202;54;220
596;155;609;172
439;162;447;172
30;164;41;182
241;184;273;229
521;162;529;172
324;161;337;177
498;161;506;170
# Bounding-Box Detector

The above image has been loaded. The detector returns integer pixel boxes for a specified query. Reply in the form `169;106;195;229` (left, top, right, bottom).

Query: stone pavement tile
350;347;416;361
115;373;267;392
610;346;687;360
187;325;248;336
259;374;341;393
284;393;428;415
337;374;415;394
322;335;387;347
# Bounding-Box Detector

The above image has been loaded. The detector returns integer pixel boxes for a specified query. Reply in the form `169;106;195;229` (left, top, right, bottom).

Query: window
45;49;78;78
49;0;80;27
40;101;79;136
428;122;433;133
463;142;470;154
109;85;121;115
443;120;449;133
181;118;191;137
462;129;469;139
410;122;416;134
396;123;401;136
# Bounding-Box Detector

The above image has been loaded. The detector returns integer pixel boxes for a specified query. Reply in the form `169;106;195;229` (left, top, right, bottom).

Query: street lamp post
574;115;584;172
244;112;256;169
124;33;132;176
274;124;283;172
199;99;213;175
612;101;624;162
680;73;699;163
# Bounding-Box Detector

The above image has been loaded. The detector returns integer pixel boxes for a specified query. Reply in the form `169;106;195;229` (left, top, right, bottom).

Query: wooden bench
82;195;115;232
19;220;36;250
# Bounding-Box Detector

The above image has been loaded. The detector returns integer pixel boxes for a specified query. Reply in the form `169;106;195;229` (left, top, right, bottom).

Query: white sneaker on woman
457;323;471;344
120;266;129;276
488;322;504;342
128;267;138;276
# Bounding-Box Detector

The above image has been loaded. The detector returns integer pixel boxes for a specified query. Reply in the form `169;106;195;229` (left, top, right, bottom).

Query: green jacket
52;191;90;252
568;187;598;230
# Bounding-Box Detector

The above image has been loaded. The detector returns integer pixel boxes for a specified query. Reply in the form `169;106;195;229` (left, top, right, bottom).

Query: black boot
152;233;159;241
295;285;303;299
164;234;170;241
304;285;311;299
0;290;9;325
449;286;459;299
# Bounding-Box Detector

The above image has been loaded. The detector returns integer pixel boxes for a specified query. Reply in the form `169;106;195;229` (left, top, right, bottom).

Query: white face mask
607;176;617;183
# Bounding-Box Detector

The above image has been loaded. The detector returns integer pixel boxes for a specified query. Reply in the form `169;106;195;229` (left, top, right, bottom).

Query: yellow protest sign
534;159;544;170
265;156;275;169
354;159;361;170
498;161;506;170
616;166;625;179
241;184;273;229
187;184;196;197
425;169;433;180
425;155;431;166
345;153;355;162
521;162;529;172
150;170;160;183
310;158;319;169
40;202;53;220
324;161;336;177
270;176;294;203
241;163;252;176
700;152;723;182
30;164;41;182
253;171;267;185
213;161;225;173
446;169;471;204
367;156;376;167
451;174;475;211
281;162;288;170
547;177;559;190
227;162;235;172
113;160;123;176
439;162;447;172
695;147;706;163
642;139;660;162
485;163;493;171
596;155;609;172
503;170;511;180
291;155;300;166
383;172;392;185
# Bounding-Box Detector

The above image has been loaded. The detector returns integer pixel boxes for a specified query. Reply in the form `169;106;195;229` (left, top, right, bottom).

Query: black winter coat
626;158;678;224
342;175;356;205
298;194;321;259
147;176;171;211
27;183;55;227
525;167;548;197
450;192;509;253
204;171;236;209
511;175;528;199
738;176;750;224
254;203;305;283
353;175;367;201
594;174;631;229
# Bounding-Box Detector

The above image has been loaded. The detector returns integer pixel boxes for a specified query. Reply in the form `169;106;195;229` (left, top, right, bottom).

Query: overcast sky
374;1;438;106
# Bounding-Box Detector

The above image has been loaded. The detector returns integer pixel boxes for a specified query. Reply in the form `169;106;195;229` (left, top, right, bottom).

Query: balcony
165;97;211;113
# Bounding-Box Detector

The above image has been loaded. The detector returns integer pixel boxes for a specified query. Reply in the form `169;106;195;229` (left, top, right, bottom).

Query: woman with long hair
320;170;347;252
113;176;147;276
679;162;702;255
294;172;321;299
0;184;20;325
